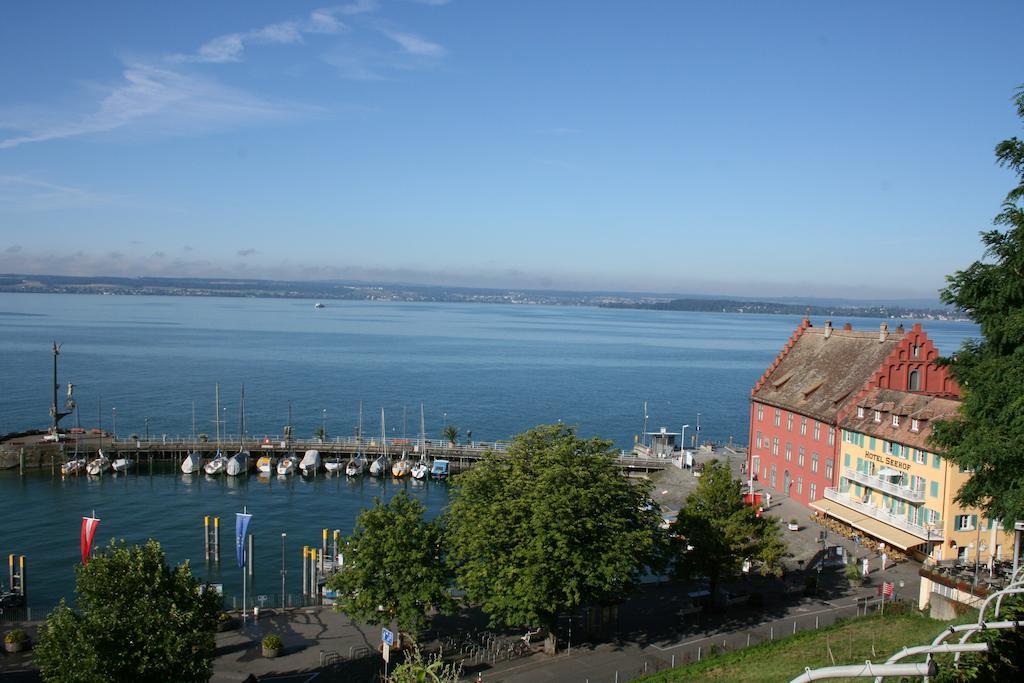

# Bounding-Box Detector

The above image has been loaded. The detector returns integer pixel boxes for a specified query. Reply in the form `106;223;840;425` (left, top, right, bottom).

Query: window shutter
971;515;978;530
954;516;962;531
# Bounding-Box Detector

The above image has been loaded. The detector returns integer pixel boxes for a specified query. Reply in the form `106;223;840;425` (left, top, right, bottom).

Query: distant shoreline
0;273;965;321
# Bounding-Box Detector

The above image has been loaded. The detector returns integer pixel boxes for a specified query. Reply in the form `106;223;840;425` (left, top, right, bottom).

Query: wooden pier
1;431;675;474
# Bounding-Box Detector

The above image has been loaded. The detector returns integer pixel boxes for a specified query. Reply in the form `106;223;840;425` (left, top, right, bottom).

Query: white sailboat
111;456;133;473
300;449;321;476
369;407;389;477
181;450;203;474
226;450;250;476
346;402;367;477
86;450;110;476
204;449;227;475
62;457;86;476
410;403;428;480
277;452;299;475
226;385;249;477
257;455;276;474
391;453;411;478
324;455;344;474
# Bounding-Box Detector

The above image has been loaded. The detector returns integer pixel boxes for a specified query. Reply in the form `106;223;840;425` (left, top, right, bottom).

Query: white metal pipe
872;643;989;683
790;660;936;682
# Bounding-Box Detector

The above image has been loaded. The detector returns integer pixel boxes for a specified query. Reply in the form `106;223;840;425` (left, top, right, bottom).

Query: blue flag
235;512;252;568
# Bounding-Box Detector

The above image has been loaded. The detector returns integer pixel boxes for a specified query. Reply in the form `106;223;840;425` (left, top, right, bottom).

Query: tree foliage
34;539;220;683
444;424;661;648
668;461;786;598
932;86;1024;525
325;491;453;637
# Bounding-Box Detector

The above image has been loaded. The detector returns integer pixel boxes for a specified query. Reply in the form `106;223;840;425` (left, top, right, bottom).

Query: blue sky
1;1;1022;299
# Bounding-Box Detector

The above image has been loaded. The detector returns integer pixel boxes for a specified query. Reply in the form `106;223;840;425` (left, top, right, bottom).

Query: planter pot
262;645;281;658
4;640;28;654
788;524;800;531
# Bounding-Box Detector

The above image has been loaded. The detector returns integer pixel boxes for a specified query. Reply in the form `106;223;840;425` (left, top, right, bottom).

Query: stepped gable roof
752;322;904;423
838;387;961;450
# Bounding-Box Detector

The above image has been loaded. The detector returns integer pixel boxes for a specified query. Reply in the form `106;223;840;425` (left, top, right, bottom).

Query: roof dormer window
892;414;900;428
911;418;919;432
874;411;881;423
857;406;864;419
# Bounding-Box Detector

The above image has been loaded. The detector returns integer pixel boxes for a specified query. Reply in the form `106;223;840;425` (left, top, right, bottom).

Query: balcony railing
843;468;925;503
823;487;943;541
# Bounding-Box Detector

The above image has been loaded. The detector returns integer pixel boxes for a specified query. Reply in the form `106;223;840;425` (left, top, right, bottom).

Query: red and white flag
81;516;100;565
882;581;894;598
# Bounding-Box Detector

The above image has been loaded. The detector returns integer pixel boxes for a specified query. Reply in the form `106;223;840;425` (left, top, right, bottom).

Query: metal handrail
842;468;925;503
822;488;941;540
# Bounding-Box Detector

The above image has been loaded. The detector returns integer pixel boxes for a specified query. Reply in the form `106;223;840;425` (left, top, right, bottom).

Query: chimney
824;320;833;339
843;323;852;331
879;322;889;342
896;324;905;334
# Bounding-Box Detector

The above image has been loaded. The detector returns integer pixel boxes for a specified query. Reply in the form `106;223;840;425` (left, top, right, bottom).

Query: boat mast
419;402;426;460
642;400;649;447
380;407;387;460
214;383;221;446
239;384;246;449
286;401;293;450
192;400;196;441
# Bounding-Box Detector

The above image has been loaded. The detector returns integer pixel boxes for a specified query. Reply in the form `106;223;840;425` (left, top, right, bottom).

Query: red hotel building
747;320;957;509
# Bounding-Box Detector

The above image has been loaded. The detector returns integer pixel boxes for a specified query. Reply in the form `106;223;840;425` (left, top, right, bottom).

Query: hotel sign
864;451;911;471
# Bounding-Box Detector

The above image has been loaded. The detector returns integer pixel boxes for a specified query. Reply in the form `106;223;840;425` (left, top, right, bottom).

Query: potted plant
4;629;29;653
262;634;282;658
845;562;864;585
443;424;459;447
788;519;800;531
216;611;237;632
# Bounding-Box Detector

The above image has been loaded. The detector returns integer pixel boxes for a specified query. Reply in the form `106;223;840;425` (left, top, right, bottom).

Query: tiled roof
752;325;904;423
838;387;961;450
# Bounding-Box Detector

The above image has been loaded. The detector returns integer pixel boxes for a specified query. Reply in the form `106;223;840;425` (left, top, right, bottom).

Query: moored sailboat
204;450;228;475
277;452;299;475
299;449;321;476
181;450;203;474
226;450;250;476
257;454;276;474
86;450;110;476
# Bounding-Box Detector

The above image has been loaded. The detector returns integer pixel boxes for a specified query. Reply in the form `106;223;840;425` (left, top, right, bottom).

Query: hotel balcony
822;487;943;542
842;468;925;504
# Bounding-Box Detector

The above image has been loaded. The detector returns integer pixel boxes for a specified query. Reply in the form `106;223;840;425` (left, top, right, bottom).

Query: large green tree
325;491;453;639
34;539;220;683
932;87;1024;525
668;460;785;600
444;424;662;653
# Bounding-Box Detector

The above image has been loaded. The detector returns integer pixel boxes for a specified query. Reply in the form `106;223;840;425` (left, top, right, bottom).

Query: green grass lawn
637;609;976;683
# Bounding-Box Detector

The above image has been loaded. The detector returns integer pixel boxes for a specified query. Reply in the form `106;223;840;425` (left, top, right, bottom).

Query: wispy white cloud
378;27;445;57
338;0;380;15
0;175;111;210
0;64;308;150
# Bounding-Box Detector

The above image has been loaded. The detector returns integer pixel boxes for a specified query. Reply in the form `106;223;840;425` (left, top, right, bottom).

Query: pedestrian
765;492;771;509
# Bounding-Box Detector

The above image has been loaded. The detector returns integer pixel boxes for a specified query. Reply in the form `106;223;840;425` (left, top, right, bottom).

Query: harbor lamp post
281;532;287;609
145;417;149;442
321;409;327;441
443;412;447;434
112;407;117;442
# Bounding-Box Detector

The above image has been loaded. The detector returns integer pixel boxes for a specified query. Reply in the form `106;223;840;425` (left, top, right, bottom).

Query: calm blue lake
0;293;978;609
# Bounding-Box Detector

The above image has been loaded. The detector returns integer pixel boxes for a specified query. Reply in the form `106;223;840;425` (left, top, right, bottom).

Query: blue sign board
381;628;394;646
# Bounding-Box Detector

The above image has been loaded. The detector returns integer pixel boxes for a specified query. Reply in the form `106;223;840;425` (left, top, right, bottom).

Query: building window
828;427;835;446
825;458;833;480
774;409;781;427
796;446;803;466
892;414;900;427
813;422;821;441
787;413;793;432
874;411;881;423
800;416;807;436
756;431;763;449
844;452;851;467
954;515;977;531
857;406;864;419
913;345;921;358
796;477;803;495
809;482;817;500
786;442;793;462
811;452;819;473
757;404;763;422
930;481;939;498
911;418;919;432
772;437;779;456
914;449;927;465
908;370;920;391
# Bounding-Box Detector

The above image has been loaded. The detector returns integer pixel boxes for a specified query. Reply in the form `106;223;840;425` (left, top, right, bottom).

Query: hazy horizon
2;1;1021;299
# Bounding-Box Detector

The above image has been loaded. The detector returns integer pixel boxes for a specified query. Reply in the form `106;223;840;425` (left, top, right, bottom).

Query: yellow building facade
811;388;1014;565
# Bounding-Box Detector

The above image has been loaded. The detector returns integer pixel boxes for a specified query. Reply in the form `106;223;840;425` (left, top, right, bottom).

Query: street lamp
281;532;287;609
321;409;327;441
695;412;701;448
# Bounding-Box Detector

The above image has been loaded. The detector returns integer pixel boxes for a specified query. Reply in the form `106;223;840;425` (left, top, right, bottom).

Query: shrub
262;634;282;650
